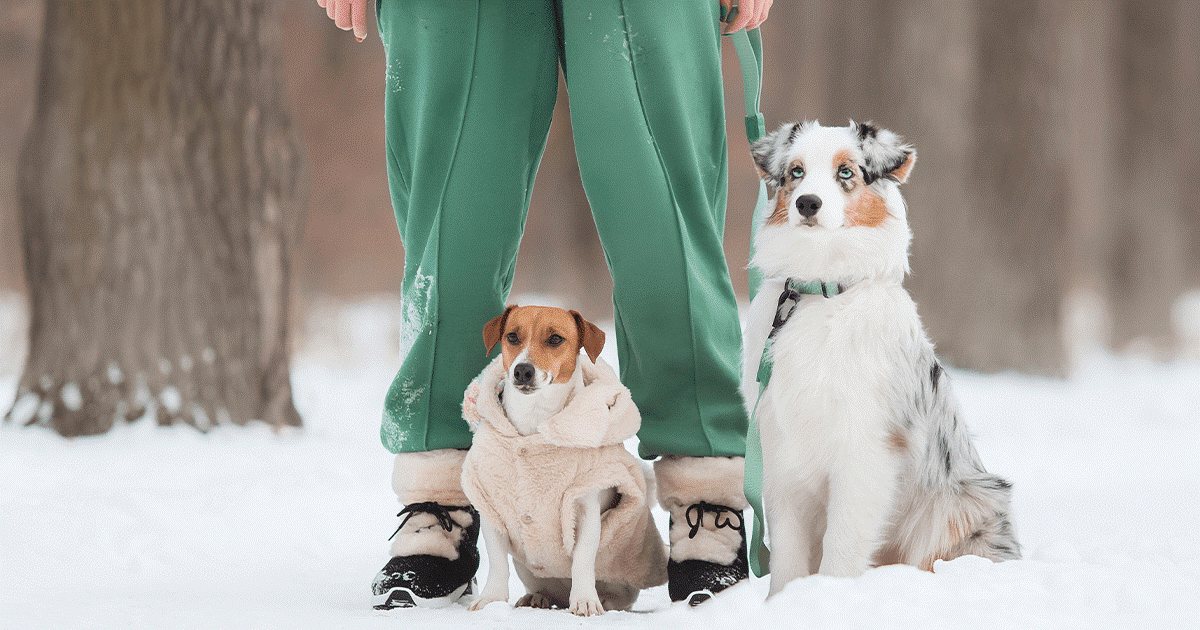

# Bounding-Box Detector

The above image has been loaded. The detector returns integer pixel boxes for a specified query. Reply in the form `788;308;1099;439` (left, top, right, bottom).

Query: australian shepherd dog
741;121;1020;595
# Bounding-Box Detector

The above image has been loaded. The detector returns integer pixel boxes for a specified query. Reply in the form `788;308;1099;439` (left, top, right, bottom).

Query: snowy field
2;295;1198;629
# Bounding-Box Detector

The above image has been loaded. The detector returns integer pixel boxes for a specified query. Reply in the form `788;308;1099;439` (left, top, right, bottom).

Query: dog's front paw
467;595;506;611
515;592;554;609
569;597;604;616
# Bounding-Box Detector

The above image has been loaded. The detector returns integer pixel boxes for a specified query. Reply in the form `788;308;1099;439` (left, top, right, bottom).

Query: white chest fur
759;282;921;474
503;365;584;436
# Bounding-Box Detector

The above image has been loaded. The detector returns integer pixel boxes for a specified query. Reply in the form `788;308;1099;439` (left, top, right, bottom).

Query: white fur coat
460;356;668;589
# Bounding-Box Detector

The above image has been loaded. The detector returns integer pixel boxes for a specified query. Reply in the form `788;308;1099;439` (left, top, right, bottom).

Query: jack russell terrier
461;305;667;615
743;121;1021;595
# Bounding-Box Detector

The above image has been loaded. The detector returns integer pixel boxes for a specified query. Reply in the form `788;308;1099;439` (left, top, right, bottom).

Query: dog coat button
522;514;533;524
518;447;528;456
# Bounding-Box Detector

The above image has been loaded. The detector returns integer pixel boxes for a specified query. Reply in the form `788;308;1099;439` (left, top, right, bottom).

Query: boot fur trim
655;455;748;511
391;449;469;506
655;456;748;564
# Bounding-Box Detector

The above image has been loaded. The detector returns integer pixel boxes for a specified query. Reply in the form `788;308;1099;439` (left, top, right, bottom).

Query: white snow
159;385;182;414
1;296;1198;629
107;361;124;385
60;381;83;411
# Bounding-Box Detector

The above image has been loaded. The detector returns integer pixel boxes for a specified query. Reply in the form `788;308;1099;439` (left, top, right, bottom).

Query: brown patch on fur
886;428;909;453
483;305;517;355
768;183;793;226
766;159;807;226
488;306;605;384
845;189;889;228
571;310;605;363
872;543;903;568
946;513;972;546
889;151;916;183
832;150;858;194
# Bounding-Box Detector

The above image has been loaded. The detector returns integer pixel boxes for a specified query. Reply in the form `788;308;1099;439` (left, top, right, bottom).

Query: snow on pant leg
559;0;747;458
377;0;560;453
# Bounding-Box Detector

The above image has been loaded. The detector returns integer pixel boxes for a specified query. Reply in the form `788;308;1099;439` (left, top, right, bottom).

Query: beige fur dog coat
460;356;667;590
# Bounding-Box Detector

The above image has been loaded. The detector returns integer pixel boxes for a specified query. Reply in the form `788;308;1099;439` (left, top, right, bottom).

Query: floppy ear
482;305;517;355
571;310;606;364
750;122;806;197
854;120;915;185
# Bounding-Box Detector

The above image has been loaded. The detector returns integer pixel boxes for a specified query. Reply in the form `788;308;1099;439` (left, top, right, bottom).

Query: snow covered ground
2;295;1198;629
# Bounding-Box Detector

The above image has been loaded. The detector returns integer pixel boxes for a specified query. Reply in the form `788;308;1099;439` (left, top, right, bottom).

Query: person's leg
559;0;746;459
372;0;560;608
378;0;560;454
560;0;750;604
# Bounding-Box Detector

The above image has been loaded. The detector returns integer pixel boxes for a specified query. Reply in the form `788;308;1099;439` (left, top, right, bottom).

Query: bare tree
7;0;302;436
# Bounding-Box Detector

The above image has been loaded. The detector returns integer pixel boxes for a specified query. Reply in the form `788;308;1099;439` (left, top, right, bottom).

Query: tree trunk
7;0;302;436
1107;0;1191;354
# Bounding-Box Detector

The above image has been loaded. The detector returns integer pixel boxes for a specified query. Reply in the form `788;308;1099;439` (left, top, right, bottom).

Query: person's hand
721;0;772;34
316;0;369;42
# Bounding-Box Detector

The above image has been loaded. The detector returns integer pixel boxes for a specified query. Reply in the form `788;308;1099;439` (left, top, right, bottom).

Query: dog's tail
942;473;1022;563
885;471;1021;570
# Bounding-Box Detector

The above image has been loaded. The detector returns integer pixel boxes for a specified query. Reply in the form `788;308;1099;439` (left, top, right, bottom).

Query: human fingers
748;0;772;30
352;0;367;41
335;0;353;31
316;0;327;9
725;1;752;34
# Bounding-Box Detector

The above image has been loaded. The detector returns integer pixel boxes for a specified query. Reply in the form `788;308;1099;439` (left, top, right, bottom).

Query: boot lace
388;502;468;541
684;501;744;539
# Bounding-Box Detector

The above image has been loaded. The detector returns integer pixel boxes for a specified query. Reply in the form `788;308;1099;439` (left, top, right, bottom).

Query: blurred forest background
1;0;1197;387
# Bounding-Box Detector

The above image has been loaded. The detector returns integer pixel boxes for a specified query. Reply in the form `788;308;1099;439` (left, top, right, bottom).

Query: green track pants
378;0;747;459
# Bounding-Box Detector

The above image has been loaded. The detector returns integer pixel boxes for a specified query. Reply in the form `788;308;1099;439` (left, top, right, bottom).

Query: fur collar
463;355;640;449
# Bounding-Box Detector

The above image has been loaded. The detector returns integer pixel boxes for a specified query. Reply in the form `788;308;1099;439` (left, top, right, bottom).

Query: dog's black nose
796;194;822;218
512;363;535;386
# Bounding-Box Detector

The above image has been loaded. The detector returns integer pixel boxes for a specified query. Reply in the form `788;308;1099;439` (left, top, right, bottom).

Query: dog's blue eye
506;332;520;344
790;166;804;180
839;166;854;180
547;334;564;347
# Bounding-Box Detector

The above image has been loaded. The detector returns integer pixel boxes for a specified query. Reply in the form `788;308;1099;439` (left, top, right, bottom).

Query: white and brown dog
461;305;667;615
742;121;1020;595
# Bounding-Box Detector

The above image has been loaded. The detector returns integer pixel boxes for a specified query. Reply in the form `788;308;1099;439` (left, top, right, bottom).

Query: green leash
726;24;773;578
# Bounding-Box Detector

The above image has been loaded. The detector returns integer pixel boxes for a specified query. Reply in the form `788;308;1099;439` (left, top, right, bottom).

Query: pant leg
559;0;747;458
377;0;560;453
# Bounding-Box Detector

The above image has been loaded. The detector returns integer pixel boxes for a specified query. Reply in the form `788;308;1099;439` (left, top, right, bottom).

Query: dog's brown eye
506;332;520;344
790;166;804;180
547;334;564;347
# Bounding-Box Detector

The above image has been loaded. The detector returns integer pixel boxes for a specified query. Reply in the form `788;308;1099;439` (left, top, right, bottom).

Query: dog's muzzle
511;362;538;393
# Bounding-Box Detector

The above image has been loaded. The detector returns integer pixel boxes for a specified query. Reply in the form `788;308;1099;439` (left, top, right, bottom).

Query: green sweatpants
378;0;746;459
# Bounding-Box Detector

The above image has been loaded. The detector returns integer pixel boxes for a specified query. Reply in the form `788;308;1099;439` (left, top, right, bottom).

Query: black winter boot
666;502;749;605
371;502;480;609
655;456;751;606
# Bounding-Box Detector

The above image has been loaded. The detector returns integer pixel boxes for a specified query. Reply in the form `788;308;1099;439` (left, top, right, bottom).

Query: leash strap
731;28;766;144
727;25;773;578
744;279;842;577
724;23;772;573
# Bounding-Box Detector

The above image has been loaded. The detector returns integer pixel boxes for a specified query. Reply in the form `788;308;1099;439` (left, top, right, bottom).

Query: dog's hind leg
513;563;570;609
597;581;638;611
